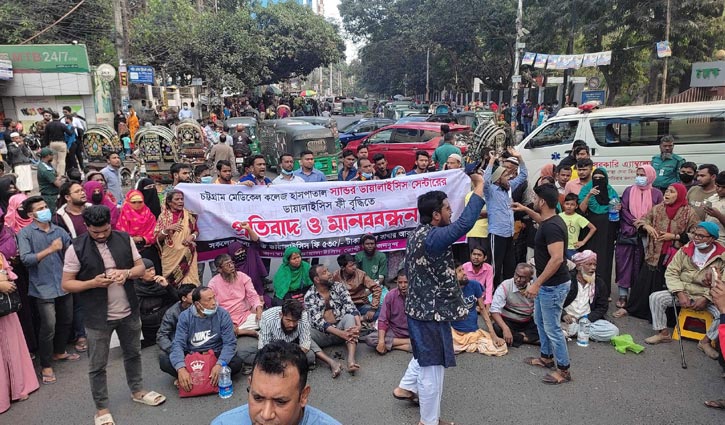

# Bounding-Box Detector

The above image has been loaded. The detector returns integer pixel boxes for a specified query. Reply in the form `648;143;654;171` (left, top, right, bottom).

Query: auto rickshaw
290;116;339;138
83;124;133;184
134;125;179;183
258;119;338;179
175;119;207;168
341;99;355;116
354;98;368;114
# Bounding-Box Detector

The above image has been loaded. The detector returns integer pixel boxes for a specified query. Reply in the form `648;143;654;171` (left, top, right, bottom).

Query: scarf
117;190;156;246
0;176;16;213
592;168;611;206
665;183;688;220
155;205;199;285
273;246;312;299
6;193;32;233
572;250;597;303
83;181;120;227
136;178;162;218
579;168;618;215
540;163;555;178
628;165;657;220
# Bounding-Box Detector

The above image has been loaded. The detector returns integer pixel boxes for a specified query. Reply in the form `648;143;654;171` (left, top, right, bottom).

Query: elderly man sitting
645;222;724;360
562;251;619;341
366;270;411;354
490;263;538;347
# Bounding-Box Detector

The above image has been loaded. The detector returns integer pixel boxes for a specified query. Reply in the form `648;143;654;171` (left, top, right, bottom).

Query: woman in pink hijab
613;165;663;308
5;194;33;233
83;181;120;228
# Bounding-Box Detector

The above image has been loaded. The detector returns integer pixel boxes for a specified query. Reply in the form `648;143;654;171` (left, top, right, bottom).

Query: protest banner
178;170;471;262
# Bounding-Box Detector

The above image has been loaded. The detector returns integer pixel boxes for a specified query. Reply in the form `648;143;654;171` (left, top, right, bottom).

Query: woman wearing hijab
226;222;269;307
578;167;619;298
0;176;18;214
136;178;161;218
391;165;407;178
272;246;312;306
614;165;663;308
5;193;33;233
117;190;160;274
539;163;556;179
613;183;698;320
0;250;39;413
83;180;120;228
154;190;200;286
85;171;117;205
0;207;36;354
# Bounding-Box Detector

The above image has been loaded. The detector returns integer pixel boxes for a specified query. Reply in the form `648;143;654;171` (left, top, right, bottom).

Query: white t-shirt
691;244;716;270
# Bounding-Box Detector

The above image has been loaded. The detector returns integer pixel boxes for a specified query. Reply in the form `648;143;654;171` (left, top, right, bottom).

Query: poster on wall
521;52;536;66
534;54;548;68
93;69;114;125
14;96;85;132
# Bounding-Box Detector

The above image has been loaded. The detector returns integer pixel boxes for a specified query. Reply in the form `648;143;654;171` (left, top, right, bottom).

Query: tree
254;2;345;84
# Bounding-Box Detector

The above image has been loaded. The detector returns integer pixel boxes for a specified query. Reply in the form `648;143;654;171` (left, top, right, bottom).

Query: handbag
178;350;219;398
616;234;639;246
0;289;21;317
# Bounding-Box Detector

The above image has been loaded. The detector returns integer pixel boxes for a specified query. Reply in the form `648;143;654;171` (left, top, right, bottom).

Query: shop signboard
128;65;155;84
0;44;90;73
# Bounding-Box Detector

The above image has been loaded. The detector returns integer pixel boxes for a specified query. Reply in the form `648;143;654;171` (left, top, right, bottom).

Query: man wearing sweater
162;287;242;391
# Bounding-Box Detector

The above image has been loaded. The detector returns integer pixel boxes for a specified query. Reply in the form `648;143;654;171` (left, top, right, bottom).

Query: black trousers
489;234;515;288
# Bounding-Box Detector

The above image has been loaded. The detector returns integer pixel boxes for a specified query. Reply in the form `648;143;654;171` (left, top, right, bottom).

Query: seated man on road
305;264;363;375
156;284;196;368
163;287;242;390
211;340;341;425
136;258;178;348
208;254;263;337
562;251;619;342
332;254;382;323
490;263;539;347
355;234;388;283
246;299;343;378
646;222;724;361
366;270;411;354
451;262;507;355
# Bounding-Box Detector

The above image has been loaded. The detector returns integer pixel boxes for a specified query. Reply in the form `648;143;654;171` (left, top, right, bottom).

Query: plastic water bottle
608;198;620;222
577;315;591;347
218;361;233;399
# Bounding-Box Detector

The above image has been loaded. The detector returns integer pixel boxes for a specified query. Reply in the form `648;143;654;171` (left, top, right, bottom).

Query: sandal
347;363;360;375
42;372;56;385
75;338;88;353
615;296;627;309
704;399;725;409
331;363;343;379
53;353;81;362
132;390;166;406
393;387;419;405
94;413;115;425
524;357;555;369
542;369;572;385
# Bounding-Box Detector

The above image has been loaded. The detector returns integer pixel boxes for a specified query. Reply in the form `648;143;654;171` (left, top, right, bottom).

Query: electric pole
512;0;523;104
113;0;129;111
661;0;671;103
426;48;430;102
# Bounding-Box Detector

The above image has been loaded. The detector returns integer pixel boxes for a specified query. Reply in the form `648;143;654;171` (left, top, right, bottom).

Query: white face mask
634;176;648;186
695;242;711;250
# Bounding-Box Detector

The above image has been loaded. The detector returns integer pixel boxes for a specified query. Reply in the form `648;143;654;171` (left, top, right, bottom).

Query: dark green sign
0;44;90;73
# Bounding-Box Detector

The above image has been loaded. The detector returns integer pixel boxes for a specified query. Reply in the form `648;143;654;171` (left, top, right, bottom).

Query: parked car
337;118;394;147
396;114;430;124
346;122;472;170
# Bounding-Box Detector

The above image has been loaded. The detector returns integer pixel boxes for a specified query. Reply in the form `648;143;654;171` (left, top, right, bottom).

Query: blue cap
697;221;720;238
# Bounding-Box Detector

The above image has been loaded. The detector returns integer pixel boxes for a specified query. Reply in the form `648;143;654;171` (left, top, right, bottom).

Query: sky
323;0;358;62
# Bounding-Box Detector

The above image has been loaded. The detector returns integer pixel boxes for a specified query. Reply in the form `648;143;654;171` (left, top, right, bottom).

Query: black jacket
43;120;71;145
563;270;609;323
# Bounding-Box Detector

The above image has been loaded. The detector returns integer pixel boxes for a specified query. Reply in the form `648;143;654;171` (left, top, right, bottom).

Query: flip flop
75;338;88;353
94;413;115;425
54;353;81;362
132;391;166;406
393;388;419;405
704;399;725;409
42;372;56;385
331;363;343;379
524;357;555;369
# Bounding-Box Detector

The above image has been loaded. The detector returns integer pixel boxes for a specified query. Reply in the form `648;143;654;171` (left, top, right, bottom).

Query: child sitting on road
559;193;597;259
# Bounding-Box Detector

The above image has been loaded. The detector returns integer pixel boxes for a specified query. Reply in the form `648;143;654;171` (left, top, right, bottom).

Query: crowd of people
0;125;724;424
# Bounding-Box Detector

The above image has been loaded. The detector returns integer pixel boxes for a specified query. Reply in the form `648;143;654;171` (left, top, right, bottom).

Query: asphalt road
4;305;723;425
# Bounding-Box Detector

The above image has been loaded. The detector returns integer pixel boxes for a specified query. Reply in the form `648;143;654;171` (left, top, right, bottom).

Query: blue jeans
357;304;381;322
534;281;571;369
566;249;578;260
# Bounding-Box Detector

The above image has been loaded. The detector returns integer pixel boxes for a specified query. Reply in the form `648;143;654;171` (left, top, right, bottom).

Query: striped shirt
490;277;534;322
257;306;311;350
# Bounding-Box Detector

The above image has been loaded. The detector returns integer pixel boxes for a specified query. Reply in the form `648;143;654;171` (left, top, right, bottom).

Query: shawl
628;165;657;220
641;202;698;266
578;168;618;215
83;180;120;227
273;246;312;299
6;193;32;233
0;208;18;259
136;178;162;218
117;190;157;246
155;206;199;285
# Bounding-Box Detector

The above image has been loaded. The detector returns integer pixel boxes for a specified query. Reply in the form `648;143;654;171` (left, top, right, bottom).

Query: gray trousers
311;313;357;348
649;290;720;340
86;314;143;410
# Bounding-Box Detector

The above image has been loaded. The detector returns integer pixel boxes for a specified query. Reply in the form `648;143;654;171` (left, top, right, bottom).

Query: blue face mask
281;168;294;176
36;208;52;223
200;176;213;184
362;172;373;179
634;176;648;187
202;306;217;316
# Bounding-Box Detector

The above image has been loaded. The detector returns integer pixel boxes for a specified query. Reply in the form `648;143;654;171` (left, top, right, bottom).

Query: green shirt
558;212;590;249
432;144;461;170
37;161;59;197
651;153;684;189
355;251;388;281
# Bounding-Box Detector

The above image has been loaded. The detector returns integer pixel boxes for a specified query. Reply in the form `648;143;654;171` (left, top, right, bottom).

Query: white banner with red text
176;170;471;261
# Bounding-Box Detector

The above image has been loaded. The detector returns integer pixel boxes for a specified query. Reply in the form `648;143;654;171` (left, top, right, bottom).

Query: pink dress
0;255;39;413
